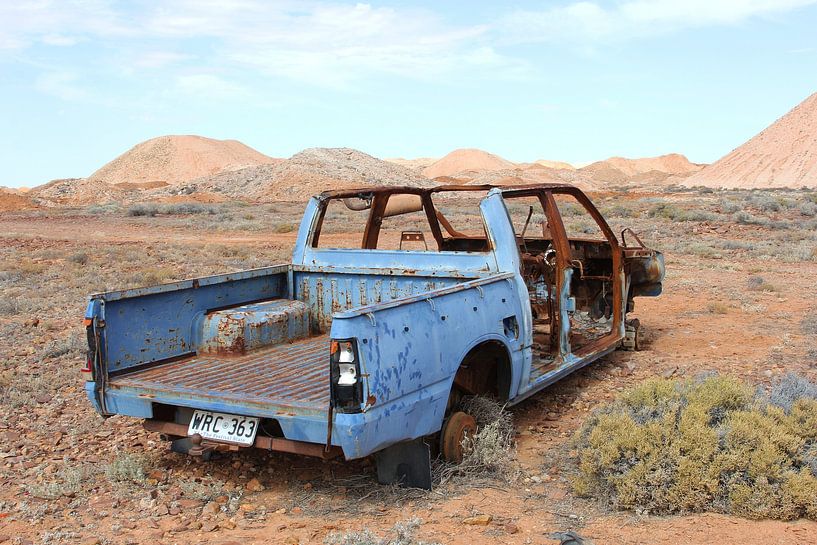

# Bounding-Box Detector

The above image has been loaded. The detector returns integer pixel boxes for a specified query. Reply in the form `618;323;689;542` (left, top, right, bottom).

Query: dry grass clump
325;518;440;545
801;309;817;335
572;374;817;520
436;396;516;484
25;465;92;499
747;275;778;292
104;453;148;485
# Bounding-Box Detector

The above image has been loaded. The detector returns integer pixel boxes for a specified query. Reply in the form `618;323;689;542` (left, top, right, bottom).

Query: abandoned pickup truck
83;184;663;488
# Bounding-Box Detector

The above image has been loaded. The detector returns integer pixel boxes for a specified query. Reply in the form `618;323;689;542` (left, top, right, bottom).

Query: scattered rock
202;502;220;516
462;514;492;526
245;477;265;492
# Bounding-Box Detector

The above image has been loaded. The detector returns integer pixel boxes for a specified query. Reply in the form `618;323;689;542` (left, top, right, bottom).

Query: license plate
187;410;259;446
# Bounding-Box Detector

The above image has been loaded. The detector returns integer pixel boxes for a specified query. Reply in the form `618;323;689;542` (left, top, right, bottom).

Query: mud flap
375;438;432;490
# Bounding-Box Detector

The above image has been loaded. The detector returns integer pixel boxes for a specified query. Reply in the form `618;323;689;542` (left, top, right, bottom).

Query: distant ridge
423;148;516;179
88;135;277;186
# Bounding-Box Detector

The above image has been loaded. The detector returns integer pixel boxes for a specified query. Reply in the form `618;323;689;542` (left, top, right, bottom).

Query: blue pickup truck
83;184;663;488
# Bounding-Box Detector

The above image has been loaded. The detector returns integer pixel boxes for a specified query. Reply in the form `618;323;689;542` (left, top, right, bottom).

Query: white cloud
41;34;82;47
0;1;131;50
4;0;815;95
501;0;817;43
134;51;193;69
34;71;87;101
141;2;505;87
175;74;247;99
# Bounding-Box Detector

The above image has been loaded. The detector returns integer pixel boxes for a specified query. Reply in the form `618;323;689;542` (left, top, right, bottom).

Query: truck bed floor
109;334;330;410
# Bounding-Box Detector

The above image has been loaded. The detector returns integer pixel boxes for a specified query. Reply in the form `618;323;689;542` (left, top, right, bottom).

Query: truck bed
109;334;330;411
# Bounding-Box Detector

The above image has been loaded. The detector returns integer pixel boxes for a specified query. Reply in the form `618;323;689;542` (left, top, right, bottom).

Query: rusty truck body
83;184;664;488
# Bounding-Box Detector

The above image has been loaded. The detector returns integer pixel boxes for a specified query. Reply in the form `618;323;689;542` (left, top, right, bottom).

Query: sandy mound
583;154;701;178
0;187;36;211
385;157;438;171
29;178;126;207
423;148;516;179
532;159;575;170
88;135;277;186
461;166;601;192
579;154;702;185
685;93;817;188
173;148;435;202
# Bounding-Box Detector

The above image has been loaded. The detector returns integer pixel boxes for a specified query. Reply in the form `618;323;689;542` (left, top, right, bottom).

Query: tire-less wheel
441;411;477;463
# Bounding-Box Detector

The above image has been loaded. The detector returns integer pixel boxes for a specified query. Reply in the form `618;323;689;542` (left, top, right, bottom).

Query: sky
1;1;816;188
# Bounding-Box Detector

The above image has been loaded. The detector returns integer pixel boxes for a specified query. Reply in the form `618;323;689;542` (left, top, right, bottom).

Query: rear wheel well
450;341;512;405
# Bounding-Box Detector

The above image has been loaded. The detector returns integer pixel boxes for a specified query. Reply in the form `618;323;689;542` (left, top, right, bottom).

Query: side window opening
504;194;559;363
376;195;436;251
552;194;607;242
504;195;552;253
312;197;370;249
429;191;490;252
313;192;493;253
552;192;615;351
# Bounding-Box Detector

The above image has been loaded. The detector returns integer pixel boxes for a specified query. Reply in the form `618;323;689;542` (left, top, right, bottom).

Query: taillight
329;338;362;412
84;318;96;377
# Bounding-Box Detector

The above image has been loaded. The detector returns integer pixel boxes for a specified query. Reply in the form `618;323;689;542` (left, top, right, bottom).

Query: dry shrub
436;396;516;484
0;296;27;315
325;518;440;545
802;309;817;335
127;266;175;287
105;453;148;485
126;203;158;217
747;275;778;292
572;374;817;520
26;465;93;499
67;251;89;265
707;302;729;314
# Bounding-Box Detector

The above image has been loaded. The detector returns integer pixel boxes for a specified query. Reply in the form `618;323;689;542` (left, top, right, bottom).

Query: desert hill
531;159;576;170
685;92;817;189
423;148;516;179
385;157;438;171
580;153;702;184
88;135;277;187
173;147;434;202
590;154;700;176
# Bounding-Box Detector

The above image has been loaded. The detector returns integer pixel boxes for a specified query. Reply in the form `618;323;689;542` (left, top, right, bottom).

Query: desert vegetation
573;374;817;520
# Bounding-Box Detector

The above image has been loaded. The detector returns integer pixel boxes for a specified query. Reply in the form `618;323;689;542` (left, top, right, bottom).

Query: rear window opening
312;192;491;253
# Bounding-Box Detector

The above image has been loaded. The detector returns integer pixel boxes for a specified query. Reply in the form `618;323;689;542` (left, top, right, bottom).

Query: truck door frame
544;188;625;358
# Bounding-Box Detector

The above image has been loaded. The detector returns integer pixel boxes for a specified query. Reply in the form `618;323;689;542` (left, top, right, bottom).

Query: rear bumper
85;376;450;460
142;419;343;459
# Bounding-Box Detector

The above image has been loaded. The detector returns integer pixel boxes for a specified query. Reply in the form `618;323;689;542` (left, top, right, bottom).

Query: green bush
572;374;817;520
